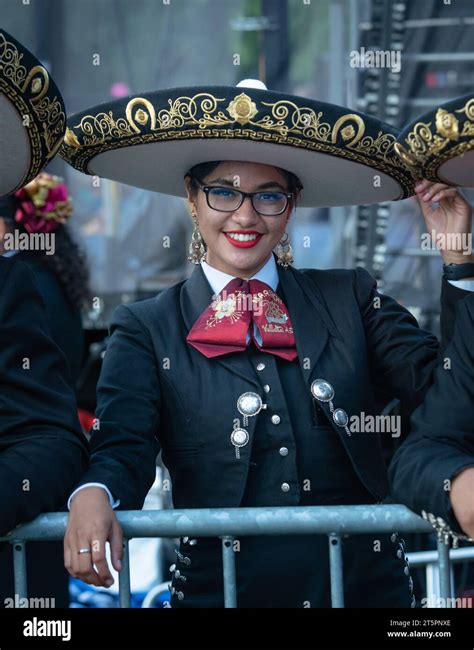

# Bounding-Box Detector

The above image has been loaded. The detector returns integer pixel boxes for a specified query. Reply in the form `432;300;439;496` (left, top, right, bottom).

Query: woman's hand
450;467;474;539
415;180;473;265
64;486;123;588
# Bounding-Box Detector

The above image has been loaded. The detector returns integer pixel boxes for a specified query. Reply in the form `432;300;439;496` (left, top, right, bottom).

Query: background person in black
0;27;90;609
0;174;91;608
0;172;90;383
389;293;474;544
0;255;89;537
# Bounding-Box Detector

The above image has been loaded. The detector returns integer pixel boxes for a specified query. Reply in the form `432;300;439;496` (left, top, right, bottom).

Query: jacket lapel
277;262;342;388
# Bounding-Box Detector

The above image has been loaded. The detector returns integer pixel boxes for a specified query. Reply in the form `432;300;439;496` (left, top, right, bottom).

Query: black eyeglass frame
194;180;294;216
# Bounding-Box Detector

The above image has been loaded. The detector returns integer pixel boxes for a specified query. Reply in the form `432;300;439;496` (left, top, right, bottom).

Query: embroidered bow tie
186;277;298;361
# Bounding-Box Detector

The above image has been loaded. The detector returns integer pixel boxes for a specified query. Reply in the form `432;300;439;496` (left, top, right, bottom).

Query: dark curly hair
0;194;91;312
33;225;91;312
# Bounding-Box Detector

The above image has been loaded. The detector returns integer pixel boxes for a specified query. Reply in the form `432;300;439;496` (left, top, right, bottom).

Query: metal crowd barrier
1;504;473;608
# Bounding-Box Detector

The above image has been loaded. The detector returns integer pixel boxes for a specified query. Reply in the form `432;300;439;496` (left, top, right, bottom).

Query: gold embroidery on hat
395;96;474;180
64;127;81;149
332;114;364;145
340;125;355;141
31;76;42;95
59;91;413;193
126;97;156;132
0;32;66;186
227;92;258;125
436;109;459;141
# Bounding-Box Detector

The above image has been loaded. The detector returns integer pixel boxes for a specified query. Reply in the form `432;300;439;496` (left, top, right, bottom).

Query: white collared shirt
200;253;279;295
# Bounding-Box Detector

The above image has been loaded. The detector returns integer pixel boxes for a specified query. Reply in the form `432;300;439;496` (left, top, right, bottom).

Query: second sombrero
396;94;474;188
59;80;415;208
0;29;66;196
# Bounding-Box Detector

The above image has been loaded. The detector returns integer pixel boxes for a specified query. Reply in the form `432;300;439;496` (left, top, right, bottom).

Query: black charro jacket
389;293;474;538
12;251;84;384
0;256;88;534
72;255;470;511
0;256;86;447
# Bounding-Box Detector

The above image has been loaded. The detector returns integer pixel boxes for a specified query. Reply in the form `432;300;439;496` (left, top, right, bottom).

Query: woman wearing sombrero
63;80;474;607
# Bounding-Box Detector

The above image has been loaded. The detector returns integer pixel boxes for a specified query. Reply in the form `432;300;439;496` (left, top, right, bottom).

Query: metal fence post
118;538;131;608
436;537;453;604
328;534;345;608
12;541;27;603
221;536;237;608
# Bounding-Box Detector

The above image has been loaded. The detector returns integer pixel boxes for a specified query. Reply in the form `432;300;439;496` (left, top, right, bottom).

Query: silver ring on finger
78;548;91;555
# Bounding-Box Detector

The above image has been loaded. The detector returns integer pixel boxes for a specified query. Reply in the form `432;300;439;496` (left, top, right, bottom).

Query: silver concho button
231;428;249;447
237;392;263;417
333;408;349;427
310;379;335;402
231;428;250;459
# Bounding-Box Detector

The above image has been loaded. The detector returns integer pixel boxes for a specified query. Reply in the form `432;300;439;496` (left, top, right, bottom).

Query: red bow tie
186;277;298;361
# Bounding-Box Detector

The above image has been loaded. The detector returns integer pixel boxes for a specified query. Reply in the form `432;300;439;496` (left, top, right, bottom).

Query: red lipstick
223;230;263;249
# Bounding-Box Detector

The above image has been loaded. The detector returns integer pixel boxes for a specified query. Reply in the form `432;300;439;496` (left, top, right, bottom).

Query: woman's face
185;161;295;278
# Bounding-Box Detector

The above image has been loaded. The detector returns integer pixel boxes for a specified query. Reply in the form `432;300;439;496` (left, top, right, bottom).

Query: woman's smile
223;229;264;248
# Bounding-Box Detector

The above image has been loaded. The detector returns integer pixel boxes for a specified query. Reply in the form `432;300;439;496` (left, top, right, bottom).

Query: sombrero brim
396;94;474;187
59;85;415;208
0;29;66;197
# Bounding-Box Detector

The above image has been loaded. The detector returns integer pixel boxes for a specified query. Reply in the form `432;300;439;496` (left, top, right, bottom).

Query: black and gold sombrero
396;94;474;187
0;29;67;197
59;79;415;208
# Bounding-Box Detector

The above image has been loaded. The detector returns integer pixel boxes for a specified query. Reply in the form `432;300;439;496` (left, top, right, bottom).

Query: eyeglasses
195;180;293;216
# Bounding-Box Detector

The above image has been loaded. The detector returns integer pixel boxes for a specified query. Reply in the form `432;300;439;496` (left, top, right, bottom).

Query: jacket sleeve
388;294;474;537
354;266;440;416
72;303;161;511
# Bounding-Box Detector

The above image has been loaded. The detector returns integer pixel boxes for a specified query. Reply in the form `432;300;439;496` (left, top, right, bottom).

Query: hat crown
236;79;268;90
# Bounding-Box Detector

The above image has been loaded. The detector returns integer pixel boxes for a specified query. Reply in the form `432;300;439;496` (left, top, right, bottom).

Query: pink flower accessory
13;172;73;234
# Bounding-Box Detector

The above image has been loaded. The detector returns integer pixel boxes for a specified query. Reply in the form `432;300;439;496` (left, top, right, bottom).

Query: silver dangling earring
188;211;207;264
275;231;294;268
